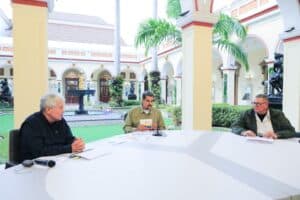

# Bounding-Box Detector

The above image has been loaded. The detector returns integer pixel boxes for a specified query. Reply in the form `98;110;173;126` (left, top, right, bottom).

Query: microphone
34;159;56;168
152;118;162;136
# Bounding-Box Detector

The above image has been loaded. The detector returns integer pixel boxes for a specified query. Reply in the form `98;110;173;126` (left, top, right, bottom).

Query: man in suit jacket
231;94;295;139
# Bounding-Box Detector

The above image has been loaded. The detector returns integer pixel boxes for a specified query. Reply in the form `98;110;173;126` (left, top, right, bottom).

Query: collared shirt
123;106;166;133
255;110;274;136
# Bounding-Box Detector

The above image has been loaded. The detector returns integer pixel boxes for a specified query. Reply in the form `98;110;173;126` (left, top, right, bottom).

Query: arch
242;34;269;59
175;59;182;77
62;68;82;104
48;67;58;93
161;61;175;104
161;61;174;79
212;47;223;103
237;34;269;105
98;70;112;103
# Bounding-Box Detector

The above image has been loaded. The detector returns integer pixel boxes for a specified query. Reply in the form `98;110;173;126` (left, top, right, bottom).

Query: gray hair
40;93;65;111
255;94;269;101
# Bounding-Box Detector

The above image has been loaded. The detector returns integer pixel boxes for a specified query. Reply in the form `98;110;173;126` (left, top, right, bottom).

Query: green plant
123;100;140;106
171;106;182;127
212;104;250;127
135;1;249;71
109;75;124;107
149;71;161;104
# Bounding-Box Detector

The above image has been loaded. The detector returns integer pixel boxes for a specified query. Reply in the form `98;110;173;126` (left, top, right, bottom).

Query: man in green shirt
123;91;166;133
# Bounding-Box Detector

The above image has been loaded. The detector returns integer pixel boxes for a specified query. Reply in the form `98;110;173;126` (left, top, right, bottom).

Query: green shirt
123;106;166;133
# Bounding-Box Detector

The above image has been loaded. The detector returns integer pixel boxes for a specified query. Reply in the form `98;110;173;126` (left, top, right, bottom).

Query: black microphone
152;127;162;137
34;159;56;168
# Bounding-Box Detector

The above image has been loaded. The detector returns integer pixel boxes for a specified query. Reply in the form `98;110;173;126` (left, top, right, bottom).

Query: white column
114;0;121;75
222;69;236;105
177;0;217;130
277;0;300;131
160;78;166;103
140;81;145;100
282;36;300;131
175;77;182;106
151;0;158;72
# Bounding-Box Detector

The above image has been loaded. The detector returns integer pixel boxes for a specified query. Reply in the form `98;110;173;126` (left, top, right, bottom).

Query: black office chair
5;129;21;169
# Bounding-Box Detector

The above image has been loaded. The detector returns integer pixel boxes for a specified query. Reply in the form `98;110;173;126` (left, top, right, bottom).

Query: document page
72;146;111;160
246;136;274;143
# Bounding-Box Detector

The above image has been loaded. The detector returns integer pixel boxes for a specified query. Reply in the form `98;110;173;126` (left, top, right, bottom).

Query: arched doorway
63;69;81;104
98;70;112;103
239;35;268;105
161;62;174;104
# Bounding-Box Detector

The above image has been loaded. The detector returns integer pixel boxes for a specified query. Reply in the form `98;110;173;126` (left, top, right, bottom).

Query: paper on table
72;147;111;160
246;136;274;143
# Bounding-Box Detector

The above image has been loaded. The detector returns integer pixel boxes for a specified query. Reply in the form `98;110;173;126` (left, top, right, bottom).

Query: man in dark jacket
20;93;85;161
231;94;295;139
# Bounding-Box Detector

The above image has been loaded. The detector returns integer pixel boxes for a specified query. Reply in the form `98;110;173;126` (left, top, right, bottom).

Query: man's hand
136;124;149;131
263;131;278;139
137;123;158;131
71;138;85;153
241;130;256;137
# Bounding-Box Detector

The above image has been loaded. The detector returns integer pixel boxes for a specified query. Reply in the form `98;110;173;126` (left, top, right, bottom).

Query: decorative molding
283;35;300;43
12;0;48;7
240;5;278;23
182;21;213;29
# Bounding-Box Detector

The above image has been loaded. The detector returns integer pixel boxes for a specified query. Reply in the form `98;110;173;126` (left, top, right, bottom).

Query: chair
5;129;21;169
295;132;300;138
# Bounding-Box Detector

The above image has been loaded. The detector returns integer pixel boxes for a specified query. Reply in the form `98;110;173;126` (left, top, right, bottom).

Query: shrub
109;75;124;107
172;106;182;126
212;104;250;127
123;100;140;106
164;104;250;128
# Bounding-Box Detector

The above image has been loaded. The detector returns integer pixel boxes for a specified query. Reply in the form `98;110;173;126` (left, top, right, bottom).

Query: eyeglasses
251;102;266;106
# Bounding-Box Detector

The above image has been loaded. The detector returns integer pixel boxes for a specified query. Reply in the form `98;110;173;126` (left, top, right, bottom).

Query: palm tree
135;0;249;71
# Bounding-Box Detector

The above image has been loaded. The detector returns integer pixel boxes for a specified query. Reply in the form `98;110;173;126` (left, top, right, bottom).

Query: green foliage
135;18;181;55
171;106;182;126
149;71;161;104
166;0;182;19
135;1;249;71
123;100;140;106
109;75;124;107
213;14;247;41
212;104;250;127
163;104;250;129
213;13;249;70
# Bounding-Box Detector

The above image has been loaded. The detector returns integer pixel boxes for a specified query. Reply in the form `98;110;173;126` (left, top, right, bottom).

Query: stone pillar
222;69;236;105
12;0;49;128
277;0;300;131
139;81;145;100
177;0;217;130
282;36;300;131
175;76;182;106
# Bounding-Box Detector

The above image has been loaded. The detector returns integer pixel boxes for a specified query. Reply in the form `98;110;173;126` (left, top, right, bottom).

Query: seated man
20;93;85;161
123;91;166;133
231;94;295;139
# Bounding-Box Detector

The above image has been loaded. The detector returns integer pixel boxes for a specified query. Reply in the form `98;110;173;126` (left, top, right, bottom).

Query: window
0;68;4;76
130;72;136;79
121;72;126;79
